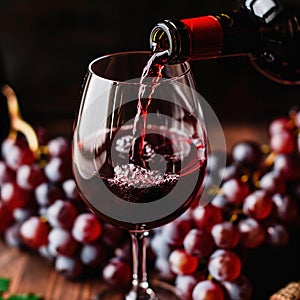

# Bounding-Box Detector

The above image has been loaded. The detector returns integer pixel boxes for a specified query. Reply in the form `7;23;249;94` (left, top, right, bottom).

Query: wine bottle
149;0;300;85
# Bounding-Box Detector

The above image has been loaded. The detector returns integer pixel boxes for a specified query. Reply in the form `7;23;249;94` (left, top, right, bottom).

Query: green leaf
0;278;10;293
7;294;42;300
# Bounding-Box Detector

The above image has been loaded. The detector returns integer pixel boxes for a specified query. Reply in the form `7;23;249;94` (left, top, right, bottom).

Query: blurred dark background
0;1;300;298
0;0;300;140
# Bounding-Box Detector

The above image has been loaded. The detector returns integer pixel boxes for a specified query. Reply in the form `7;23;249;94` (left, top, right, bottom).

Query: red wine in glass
72;51;207;299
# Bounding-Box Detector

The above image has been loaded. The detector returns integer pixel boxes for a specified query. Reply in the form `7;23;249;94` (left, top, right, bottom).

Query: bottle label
181;16;224;59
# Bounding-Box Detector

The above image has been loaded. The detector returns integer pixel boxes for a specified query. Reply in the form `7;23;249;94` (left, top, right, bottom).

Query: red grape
72;213;102;243
242;189;273;220
192;280;224;300
270;131;295;154
0;202;14;232
0;160;15;184
238;218;265;248
221;178;250;206
211;221;240;249
4;142;35;171
16;163;46;190
1;181;31;209
20;216;50;249
183;228;215;258
208;249;242;281
268;117;293;135
192;203;222;231
169;248;199;275
175;273;206;300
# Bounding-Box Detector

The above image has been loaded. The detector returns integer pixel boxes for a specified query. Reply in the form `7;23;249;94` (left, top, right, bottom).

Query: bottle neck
150;11;261;64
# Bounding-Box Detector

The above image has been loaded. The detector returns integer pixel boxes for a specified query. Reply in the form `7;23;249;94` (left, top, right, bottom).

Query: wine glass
72;51;208;299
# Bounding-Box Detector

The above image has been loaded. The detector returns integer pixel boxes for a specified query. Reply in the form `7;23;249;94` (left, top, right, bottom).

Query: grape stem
1;84;39;157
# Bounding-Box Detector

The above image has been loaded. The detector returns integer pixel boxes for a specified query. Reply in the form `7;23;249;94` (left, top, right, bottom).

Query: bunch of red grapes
0;132;132;288
0;109;300;300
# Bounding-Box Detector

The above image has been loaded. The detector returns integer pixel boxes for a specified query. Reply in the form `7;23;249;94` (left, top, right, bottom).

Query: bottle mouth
150;22;173;58
149;20;190;64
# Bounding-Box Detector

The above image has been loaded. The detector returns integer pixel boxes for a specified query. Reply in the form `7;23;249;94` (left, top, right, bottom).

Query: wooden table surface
0;240;106;300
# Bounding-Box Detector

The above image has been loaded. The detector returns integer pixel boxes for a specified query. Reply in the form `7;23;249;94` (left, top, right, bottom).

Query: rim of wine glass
88;50;191;85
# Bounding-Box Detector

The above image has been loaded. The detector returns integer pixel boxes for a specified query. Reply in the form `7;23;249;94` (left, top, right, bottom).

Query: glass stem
126;231;157;300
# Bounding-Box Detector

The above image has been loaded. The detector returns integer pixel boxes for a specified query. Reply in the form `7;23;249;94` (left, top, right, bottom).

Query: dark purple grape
231;140;263;170
35;182;65;207
183;228;215;258
4;222;22;247
46;199;78;229
221;274;253;300
175;272;206;300
264;222;289;247
160;218;192;246
238;218;265;248
55;255;83;280
273;153;300;181
100;222;127;249
16;164;46;190
150;233;174;259
48;227;79;256
211;194;235;215
114;240;132;263
219;164;242;182
47;136;71;158
154;256;176;281
259;171;286;195
80;241;108;267
272;193;298;224
44;157;72;183
102;258;132;288
62;179;81;201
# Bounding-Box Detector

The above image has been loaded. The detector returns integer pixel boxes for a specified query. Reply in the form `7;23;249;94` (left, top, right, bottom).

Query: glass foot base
92;280;179;300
